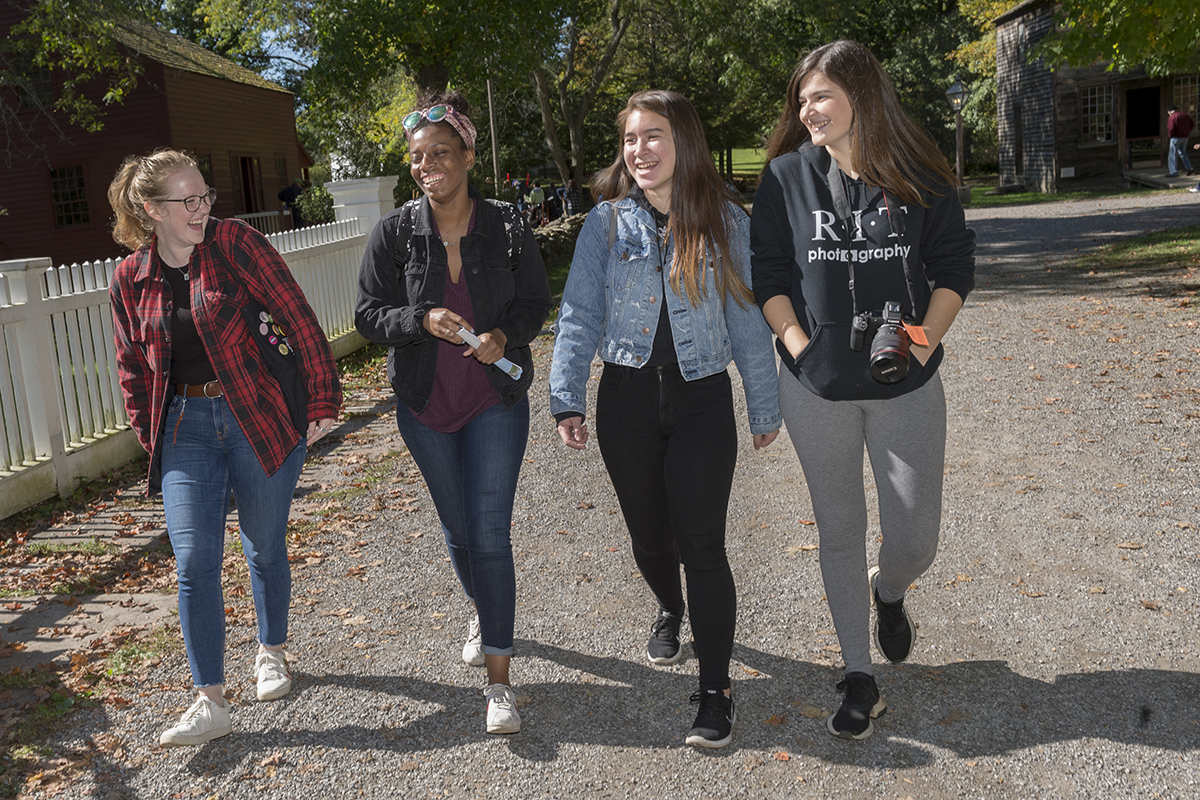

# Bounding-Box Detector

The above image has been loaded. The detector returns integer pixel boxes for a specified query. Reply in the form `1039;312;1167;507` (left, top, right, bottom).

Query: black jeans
596;363;738;691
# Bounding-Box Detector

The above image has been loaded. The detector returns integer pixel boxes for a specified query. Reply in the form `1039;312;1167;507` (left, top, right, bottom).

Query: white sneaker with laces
159;695;232;747
254;649;292;701
462;615;485;666
484;683;521;734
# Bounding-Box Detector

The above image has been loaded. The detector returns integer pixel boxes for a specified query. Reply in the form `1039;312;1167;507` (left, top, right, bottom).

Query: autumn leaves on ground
0;348;394;796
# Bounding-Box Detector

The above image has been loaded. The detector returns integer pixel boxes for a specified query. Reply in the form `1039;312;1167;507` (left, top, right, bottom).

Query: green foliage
1040;1;1200;77
1;2;146;164
296;185;335;225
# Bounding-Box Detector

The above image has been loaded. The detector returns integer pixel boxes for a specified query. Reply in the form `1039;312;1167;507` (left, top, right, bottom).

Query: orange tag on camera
903;321;929;346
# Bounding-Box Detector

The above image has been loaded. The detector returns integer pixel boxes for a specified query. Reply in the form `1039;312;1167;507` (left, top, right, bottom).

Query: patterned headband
402;105;477;150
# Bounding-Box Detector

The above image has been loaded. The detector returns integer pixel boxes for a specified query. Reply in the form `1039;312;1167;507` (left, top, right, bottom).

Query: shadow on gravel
731;645;1200;764
168;643;1200;773
968;204;1200;300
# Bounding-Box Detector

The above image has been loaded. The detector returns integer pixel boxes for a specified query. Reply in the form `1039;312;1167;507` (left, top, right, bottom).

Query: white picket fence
0;218;368;521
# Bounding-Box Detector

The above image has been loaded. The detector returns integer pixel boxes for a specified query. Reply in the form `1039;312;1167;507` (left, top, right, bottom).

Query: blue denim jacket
550;196;781;435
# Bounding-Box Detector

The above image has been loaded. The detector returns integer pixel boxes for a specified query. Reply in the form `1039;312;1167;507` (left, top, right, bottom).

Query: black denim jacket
355;185;551;413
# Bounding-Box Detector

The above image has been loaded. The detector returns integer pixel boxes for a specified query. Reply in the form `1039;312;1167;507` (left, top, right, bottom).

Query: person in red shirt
108;149;342;747
1167;105;1194;177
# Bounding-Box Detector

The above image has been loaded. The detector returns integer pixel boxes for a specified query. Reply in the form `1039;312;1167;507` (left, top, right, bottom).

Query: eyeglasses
402;105;451;132
159;187;218;212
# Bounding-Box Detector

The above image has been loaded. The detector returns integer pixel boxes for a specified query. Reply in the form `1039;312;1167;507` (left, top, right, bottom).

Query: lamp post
945;80;969;203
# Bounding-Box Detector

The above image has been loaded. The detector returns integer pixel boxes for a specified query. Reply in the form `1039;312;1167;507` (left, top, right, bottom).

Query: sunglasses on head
402;105;452;132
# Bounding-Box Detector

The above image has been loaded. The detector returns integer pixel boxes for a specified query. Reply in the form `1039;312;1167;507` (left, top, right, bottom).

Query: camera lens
869;323;909;384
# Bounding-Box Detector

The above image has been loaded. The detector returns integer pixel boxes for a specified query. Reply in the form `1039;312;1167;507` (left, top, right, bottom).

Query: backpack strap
484;198;525;269
391;199;419;271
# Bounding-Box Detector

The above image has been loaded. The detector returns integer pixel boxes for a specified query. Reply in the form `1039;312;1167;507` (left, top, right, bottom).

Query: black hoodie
751;143;976;401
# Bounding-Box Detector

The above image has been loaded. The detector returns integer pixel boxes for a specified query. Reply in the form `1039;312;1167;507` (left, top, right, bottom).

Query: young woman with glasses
751;40;976;740
355;90;551;735
549;90;781;748
107;149;342;746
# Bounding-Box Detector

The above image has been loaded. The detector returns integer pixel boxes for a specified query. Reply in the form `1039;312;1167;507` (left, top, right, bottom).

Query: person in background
563;178;583;216
526;180;546;226
550;89;780;749
108;149;342;747
278;178;307;227
355;90;551;736
1167;104;1194;178
751;40;976;740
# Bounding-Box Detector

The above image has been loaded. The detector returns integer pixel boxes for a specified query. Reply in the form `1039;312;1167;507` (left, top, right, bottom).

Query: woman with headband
355;89;551;735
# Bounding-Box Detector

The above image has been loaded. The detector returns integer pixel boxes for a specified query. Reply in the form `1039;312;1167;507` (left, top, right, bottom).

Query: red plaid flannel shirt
110;219;342;485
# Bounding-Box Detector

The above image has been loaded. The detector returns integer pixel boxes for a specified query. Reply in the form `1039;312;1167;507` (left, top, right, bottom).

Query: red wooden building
0;18;309;266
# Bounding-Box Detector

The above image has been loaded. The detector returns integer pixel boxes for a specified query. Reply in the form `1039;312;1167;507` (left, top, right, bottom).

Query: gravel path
25;191;1200;799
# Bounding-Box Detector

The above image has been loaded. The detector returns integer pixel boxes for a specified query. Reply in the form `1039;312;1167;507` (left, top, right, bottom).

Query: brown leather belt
176;381;223;398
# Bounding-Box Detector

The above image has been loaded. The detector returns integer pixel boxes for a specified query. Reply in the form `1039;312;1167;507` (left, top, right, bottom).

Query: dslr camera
849;300;911;385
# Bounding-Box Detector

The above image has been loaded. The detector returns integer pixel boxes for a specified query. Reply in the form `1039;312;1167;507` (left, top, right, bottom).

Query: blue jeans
394;397;529;656
1169;137;1193;175
161;395;305;688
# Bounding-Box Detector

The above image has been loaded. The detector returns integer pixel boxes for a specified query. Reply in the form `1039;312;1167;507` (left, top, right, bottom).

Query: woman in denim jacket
549;90;780;749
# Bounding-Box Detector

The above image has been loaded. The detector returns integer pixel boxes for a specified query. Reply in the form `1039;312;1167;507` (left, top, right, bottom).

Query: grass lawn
726;148;766;175
1073;223;1200;283
963;185;1163;208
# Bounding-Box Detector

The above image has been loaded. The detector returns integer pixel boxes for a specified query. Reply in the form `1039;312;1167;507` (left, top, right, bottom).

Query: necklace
442;239;458;247
164;261;189;281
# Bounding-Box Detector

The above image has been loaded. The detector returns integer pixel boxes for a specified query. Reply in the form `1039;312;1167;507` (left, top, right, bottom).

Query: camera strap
826;155;919;318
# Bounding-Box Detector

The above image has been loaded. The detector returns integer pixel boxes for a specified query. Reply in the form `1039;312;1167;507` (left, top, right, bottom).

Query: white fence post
0;258;70;496
0;218;371;520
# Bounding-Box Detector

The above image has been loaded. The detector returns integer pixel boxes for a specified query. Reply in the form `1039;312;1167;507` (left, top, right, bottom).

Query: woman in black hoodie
750;40;976;740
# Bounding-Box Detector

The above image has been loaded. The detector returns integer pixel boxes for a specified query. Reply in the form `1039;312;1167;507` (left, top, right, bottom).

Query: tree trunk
414;62;450;94
560;3;632;191
533;67;572;185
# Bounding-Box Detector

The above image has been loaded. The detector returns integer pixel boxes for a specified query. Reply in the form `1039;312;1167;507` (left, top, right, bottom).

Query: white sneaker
484;683;521;734
462;615;485;666
159;695;232;747
254;650;293;701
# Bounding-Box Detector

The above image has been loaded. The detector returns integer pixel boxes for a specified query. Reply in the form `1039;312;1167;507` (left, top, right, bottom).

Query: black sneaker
826;672;887;740
646;609;683;665
685;689;736;748
869;566;917;663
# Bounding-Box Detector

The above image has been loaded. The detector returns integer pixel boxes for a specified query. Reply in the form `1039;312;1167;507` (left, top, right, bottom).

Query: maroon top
416;205;501;432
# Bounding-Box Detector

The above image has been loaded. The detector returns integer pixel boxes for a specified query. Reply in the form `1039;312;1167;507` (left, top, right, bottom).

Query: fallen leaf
260;753;283;767
798;519;815;526
1142;600;1160;611
741;665;760;676
773;751;791;762
1088;586;1106;594
1021;591;1046;598
1117;542;1143;550
764;714;786;726
790;702;826;719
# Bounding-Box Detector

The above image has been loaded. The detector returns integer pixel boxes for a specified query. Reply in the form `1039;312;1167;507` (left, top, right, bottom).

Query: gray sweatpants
779;365;946;676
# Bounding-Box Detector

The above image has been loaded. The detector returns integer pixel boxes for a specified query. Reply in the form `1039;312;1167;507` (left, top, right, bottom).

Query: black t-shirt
629;190;677;367
160;257;217;386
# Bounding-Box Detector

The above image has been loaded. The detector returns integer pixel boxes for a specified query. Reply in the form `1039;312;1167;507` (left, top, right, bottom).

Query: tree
1038;1;1200;77
949;0;1011;165
532;0;632;188
1;1;145;166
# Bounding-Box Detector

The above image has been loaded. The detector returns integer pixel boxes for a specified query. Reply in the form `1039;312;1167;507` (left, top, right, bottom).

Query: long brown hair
107;149;199;250
592;90;753;308
764;40;956;207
